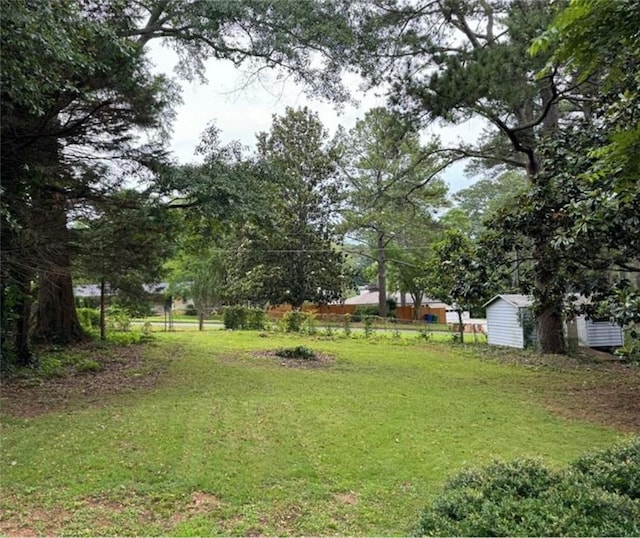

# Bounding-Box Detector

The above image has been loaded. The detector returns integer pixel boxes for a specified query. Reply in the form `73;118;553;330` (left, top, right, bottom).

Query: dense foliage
231;107;349;308
417;438;640;537
0;0;355;365
347;0;640;354
222;306;267;331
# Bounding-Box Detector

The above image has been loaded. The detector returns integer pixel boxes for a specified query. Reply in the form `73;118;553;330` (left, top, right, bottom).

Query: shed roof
484;294;533;309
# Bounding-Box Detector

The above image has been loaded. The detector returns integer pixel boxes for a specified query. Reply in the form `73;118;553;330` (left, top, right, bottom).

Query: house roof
74;284;106;297
343;291;448;308
483;294;533;308
74;282;168;297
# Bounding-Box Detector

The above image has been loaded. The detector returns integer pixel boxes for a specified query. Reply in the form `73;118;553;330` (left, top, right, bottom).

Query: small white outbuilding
485;294;625;350
484;294;534;349
575;316;624;348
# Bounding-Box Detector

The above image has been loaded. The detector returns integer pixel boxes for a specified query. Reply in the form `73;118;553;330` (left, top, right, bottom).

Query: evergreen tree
338;107;448;317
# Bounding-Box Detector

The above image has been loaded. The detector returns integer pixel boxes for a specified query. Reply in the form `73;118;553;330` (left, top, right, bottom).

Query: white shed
576;316;624;348
484;294;535;349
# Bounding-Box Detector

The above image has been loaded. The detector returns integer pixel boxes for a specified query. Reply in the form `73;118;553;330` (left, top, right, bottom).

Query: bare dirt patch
0;342;171;418
0;495;72;537
540;366;640;432
473;345;640;432
189;491;222;513
334;491;359;506
169;491;224;526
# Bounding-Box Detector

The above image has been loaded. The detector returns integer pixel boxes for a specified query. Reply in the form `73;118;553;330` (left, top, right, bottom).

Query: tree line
2;0;638;365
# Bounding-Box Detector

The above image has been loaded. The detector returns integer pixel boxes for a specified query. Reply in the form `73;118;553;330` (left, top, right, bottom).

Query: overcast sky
149;44;484;193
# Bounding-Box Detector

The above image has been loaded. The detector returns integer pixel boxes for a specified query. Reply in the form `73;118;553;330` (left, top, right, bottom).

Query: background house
74;283;187;314
343;291;450;322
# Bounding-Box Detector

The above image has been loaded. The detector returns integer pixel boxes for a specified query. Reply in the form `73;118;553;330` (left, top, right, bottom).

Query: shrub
304;312;317;335
106;306;131;332
323;320;334;336
343;313;352;336
223;306;267;330
140;321;153;340
416;327;432;342
615;331;640;364
281;310;307;333
275;346;317;360
355;305;379;318
415;439;640;537
392;324;401;340
363;315;375;337
184;303;198;316
570;438;640;499
246;308;267;330
77;307;100;330
107;331;148;345
223;305;247;329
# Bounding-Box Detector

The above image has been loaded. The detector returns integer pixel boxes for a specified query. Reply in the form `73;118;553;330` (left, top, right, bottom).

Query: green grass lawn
0;331;630;536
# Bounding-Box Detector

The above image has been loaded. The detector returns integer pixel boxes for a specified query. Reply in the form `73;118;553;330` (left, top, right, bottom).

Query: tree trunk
508;90;566;355
411;291;423;320
377;232;388;318
533;82;565;353
535;306;565;353
457;309;464;343
33;192;85;343
532;242;566;354
99;278;106;340
5;267;34;366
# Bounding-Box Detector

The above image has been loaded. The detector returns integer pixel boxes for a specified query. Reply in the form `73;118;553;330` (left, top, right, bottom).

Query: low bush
363;315;375;337
342;313;352;336
355;305;379;318
183;303;198;316
77;307;100;330
223;305;247;330
416;438;640;537
106;306;132;332
223;306;266;330
247;308;267;330
280;310;316;333
275;346;317;360
570;438;640;500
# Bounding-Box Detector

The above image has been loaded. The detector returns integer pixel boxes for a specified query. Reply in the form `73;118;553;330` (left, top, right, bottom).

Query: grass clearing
1;331;634;536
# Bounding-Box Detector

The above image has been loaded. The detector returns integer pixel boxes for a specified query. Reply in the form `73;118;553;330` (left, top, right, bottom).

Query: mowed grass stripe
0;331;625;536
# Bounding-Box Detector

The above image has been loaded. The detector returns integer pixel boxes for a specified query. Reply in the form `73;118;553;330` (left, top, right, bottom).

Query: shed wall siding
577;318;623;347
487;301;524;348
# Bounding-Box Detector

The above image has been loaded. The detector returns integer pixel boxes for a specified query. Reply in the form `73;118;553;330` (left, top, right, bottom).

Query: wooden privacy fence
267;304;447;323
396;306;447;323
267;304;356;318
449;323;487;335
